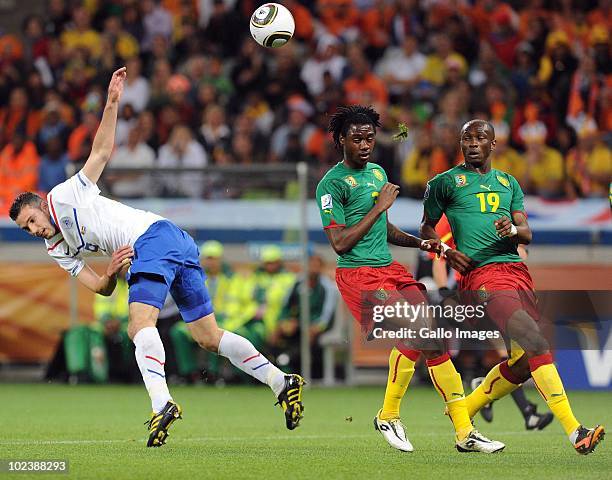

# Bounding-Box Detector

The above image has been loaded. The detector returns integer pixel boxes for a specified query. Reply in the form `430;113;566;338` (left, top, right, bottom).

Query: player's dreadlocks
328;105;381;151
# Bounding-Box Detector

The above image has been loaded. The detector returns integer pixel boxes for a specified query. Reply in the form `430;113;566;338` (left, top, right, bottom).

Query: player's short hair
328;105;381;150
9;192;43;221
461;119;495;138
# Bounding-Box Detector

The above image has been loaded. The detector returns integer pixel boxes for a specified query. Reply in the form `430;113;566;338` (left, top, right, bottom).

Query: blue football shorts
127;220;213;322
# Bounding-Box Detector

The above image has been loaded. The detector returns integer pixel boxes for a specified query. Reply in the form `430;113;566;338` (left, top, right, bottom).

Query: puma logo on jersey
480;184;491;191
366;182;377;188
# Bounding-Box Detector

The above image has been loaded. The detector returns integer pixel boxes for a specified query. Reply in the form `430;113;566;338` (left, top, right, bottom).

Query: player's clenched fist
107;245;134;277
375;183;400;212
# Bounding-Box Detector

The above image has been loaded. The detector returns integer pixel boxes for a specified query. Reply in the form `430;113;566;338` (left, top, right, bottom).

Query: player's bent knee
186;313;223;352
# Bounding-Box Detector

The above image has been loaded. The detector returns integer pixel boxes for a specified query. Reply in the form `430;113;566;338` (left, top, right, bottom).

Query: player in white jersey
9;68;304;447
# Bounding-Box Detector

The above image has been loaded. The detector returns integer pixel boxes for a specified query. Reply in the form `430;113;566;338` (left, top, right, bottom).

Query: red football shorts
458;261;538;332
336;261;426;333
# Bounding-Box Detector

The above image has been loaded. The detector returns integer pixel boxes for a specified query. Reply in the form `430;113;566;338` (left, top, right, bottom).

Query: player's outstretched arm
421;213;474;274
76;246;133;296
82;67;127;185
494;212;532;244
420;212;440;241
387;220;440;253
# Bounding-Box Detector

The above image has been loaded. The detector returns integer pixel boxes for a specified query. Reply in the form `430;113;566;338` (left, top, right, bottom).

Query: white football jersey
45;170;164;276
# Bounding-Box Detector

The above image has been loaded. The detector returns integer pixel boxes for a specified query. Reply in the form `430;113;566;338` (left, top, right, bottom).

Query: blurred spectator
107;127;156;198
491;123;526;186
523;137;565;199
115;103;138;147
0;128;39;215
21;14;50;67
36;101;69;154
515;102;553;149
45;0;71;37
283;0;314;43
200;55;234;102
317;0;360;40
0;87;42;148
590;24;610;75
266;44;308;109
273;254;337;378
566;119;611;198
488;8;521;68
375;35;425;100
430;122;462;173
566;54;610;135
251;245;296;341
510;42;538;100
343;53;388;106
197;103;231;162
122;3;145;44
361;0;395;62
270;96;316;163
119;57;150;112
538;30;578;121
401;126;435;198
230;112;268;163
157;124;208;197
147;58;172;110
202;0;243;57
102;14;139;61
432;89;469;134
141;0;173;52
420;32;461;91
38;135;68;194
390;0;426;45
137;110;161;153
93;276;136;383
60;6;101;58
300;34;347;98
67;101;99;163
167;73;197;127
231;38;268;105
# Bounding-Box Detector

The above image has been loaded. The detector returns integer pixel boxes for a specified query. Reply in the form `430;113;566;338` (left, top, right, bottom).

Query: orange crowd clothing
67;124;98;162
317;0;359;36
361;4;395;49
0;141;40;215
343;72;389;106
288;2;314;41
0;108;43;146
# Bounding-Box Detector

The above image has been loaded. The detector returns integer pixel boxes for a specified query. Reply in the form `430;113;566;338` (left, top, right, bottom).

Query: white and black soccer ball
249;3;295;48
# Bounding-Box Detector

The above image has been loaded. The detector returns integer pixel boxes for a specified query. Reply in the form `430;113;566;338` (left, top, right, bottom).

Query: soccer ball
249;3;295;48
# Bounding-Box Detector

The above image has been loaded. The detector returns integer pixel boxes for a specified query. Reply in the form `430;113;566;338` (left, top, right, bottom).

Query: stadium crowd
0;0;610;215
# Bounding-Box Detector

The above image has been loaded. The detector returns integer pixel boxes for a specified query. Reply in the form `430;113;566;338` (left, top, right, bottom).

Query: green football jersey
424;164;525;267
316;162;392;268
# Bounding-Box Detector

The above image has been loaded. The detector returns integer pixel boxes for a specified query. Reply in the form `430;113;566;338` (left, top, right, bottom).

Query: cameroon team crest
478;285;488;301
372;169;384;182
455;174;467;187
497;175;510;188
344;176;358;187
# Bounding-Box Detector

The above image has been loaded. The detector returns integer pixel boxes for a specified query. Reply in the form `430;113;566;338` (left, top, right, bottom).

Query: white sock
133;327;172;413
218;331;287;396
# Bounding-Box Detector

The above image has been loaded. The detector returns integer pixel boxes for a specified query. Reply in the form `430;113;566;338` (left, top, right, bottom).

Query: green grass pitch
3;383;610;479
